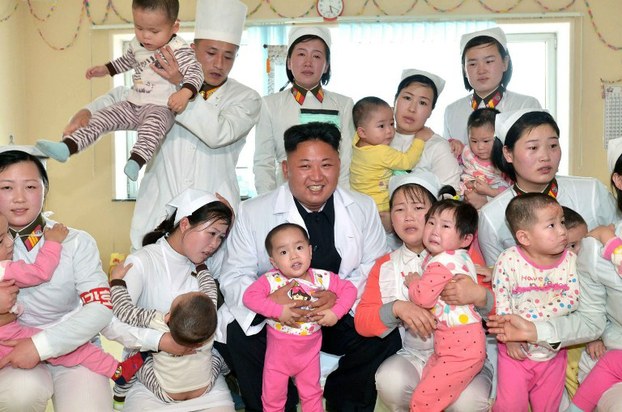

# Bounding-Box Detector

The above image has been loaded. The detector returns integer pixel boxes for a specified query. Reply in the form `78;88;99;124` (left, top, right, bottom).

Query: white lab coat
478;175;618;266
86;79;261;250
443;91;542;145
253;88;355;194
390;132;462;191
216;184;388;342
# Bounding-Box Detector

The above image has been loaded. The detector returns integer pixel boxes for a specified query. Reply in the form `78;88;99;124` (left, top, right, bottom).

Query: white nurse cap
460;26;508;54
0;144;47;158
400;69;446;97
608;137;622;174
194;0;247;46
166;188;220;226
389;169;442;200
495;108;548;144
287;26;332;51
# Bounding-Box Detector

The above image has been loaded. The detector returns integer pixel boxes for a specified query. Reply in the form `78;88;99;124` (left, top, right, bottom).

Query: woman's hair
0;150;49;193
286;35;331;86
389;183;437;210
461;35;513;91
426;199;478;242
169;292;217;346
612;154;622;213
491;111;560;182
394;75;440;109
142;200;233;246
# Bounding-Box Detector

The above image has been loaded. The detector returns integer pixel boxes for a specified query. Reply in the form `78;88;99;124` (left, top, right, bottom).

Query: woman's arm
253;100;278;194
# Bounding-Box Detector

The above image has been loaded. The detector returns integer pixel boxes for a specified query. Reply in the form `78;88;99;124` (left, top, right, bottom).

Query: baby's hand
110;261;133;281
44;224;68;243
168;89;192;114
475;264;493;283
85;65;109;79
316;309;338;327
586;339;606;361
588;224;616;245
403;272;420;288
506;341;528;361
449;139;464;157
416;127;434;142
473;178;495;197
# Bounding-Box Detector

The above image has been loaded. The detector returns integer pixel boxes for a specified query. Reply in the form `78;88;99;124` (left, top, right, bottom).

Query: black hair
283;122;341;154
0;150;49;193
425;199;478;245
612;153;622;213
132;0;179;22
142;200;233;246
389;182;437;211
265;223;310;256
468;108;499;133
286;35;331;86
394;75;439;109
461;35;513;91
562;206;587;231
491;111;560;182
352;96;392;129
505;193;560;241
168;292;216;346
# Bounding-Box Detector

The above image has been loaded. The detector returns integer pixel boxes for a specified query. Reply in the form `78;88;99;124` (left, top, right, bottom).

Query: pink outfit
243;268;357;412
572;350;622;412
0;242;118;378
459;146;511;196
408;250;486;412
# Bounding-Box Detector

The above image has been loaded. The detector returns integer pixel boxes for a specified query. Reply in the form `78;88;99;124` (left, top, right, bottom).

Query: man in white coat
216;122;401;412
64;0;261;251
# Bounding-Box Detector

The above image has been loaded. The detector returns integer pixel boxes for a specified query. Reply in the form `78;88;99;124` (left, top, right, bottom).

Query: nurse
443;27;541;154
390;69;462;190
0;149;113;411
253;26;355;194
64;0;261;251
478;108;617;266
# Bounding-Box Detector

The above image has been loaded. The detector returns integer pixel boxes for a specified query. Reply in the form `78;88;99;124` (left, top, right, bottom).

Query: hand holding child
586;339;606;361
588;224;616;245
403;272;420;288
43;223;68;243
168;88;193;114
449;139;464;157
506;341;528;361
278;302;302;326
110;261;133;281
85;65;109;79
475;265;493;283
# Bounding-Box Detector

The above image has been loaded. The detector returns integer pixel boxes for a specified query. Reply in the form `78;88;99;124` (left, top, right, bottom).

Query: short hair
562;206;587;231
461;36;513;91
265;223;309;256
389;183;437;211
286;35;331;85
505;193;560;237
283;122;341;154
394;75;440;109
352;96;391;129
426;199;478;242
132;0;179;22
467;108;499;133
0;150;49;193
168;292;216;346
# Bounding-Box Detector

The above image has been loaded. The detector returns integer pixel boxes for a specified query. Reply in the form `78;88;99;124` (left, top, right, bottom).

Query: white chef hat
400;69;446;97
495;108;548;144
389;169;442;200
287;26;332;51
0;145;47;158
460;26;508;55
608;137;622;174
194;0;247;46
166;188;220;226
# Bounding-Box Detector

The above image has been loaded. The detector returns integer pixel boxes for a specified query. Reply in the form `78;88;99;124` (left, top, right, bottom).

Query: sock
112;351;150;385
124;159;141;181
35;140;70;162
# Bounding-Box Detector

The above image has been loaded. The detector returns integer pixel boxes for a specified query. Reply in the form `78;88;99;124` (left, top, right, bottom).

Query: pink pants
494;343;566;412
573;349;622;412
262;328;323;412
0;320;118;377
411;322;486;412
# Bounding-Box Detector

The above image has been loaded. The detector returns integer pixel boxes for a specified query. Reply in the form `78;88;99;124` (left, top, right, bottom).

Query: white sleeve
84;86;130;113
253;99;278;195
478;208;504;266
337;97;355;190
425;139;461;190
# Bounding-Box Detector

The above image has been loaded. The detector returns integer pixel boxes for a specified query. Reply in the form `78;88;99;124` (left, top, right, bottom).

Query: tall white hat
194;0;247;46
166;188;220;226
287;26;332;51
495;108;548;144
608;137;622;174
389;169;441;200
460;26;508;54
400;69;446;96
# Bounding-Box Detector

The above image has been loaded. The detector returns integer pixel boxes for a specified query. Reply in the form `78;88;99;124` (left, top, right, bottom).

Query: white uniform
217;184;388;341
102;237;234;411
253;89;355;194
390;132;461;191
478;175;618;266
0;216;113;411
86;80;261;250
443;91;542;145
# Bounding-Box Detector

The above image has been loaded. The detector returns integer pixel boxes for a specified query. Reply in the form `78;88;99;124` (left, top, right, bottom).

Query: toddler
460;108;512;204
36;0;204;181
243;223;357;412
349;96;425;231
406;198;486;411
493;193;579;411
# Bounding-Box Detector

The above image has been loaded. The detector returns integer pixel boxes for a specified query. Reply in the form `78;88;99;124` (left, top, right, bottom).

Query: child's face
464;42;509;97
394;83;434;135
268;227;312;279
0;215;13;261
132;7;179;52
357;106;395;147
423;208;472;256
522;204;568;256
566;224;588;255
468;124;495;161
390;187;432;252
